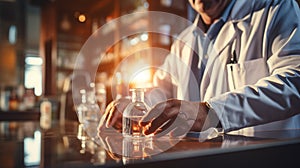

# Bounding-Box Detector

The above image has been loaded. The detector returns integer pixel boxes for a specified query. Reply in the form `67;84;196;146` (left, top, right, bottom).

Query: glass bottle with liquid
123;88;150;138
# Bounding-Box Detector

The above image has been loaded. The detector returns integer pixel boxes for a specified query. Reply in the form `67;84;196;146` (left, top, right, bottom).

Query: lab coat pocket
227;58;268;90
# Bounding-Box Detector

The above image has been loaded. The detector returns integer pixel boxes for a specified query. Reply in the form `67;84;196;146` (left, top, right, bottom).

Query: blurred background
0;0;197;121
0;0;299;121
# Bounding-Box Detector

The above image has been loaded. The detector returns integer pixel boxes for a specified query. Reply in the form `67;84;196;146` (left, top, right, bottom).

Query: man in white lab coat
100;0;300;135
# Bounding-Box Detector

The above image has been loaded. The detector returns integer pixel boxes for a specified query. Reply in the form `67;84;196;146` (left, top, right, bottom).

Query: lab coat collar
214;0;254;54
192;0;236;36
192;15;205;37
230;0;255;22
190;0;254;60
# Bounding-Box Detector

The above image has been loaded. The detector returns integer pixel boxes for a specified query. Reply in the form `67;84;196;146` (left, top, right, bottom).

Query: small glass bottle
9;88;19;110
76;89;88;140
123;88;150;138
23;88;36;110
85;90;101;124
77;89;88;124
84;83;101;139
40;99;52;129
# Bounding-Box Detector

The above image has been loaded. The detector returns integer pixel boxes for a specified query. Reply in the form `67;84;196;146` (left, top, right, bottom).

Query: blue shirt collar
220;0;236;22
193;0;236;37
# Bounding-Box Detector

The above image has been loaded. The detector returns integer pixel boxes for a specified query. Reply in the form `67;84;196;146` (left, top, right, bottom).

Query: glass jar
122;88;150;138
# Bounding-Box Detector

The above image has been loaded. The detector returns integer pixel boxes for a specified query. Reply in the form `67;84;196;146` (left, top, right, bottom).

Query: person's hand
97;128;123;161
139;99;211;137
98;97;131;131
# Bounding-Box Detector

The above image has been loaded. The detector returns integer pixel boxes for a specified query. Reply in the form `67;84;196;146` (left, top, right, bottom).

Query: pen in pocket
230;50;237;71
230;50;238;64
229;50;238;89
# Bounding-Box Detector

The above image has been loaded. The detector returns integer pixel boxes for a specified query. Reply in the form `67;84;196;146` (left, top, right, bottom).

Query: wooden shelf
41;0;188;95
0;109;40;121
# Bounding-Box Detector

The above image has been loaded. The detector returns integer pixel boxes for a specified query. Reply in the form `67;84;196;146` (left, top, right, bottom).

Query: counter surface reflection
1;120;300;168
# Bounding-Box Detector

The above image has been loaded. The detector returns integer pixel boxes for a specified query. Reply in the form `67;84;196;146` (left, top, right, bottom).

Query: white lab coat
153;0;300;133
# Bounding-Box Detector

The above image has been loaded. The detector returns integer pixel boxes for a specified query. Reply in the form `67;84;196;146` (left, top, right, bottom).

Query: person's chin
193;4;205;14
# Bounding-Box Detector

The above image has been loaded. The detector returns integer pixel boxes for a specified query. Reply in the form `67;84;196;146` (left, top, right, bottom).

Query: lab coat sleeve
208;0;300;132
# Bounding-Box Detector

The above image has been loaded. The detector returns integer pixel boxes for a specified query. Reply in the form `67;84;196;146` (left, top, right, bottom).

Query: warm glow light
118;54;153;89
140;33;148;41
24;131;41;166
130;37;139;45
8;25;17;44
130;69;152;88
25;56;43;96
78;14;86;23
25;57;43;66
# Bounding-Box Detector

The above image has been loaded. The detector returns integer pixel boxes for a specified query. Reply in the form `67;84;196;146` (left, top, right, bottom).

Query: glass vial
123;88;149;138
76;89;88;140
84;83;101;139
77;89;88;124
40;99;52;129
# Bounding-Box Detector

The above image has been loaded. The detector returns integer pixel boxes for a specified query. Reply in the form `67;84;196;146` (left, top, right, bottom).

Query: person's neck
200;0;232;27
201;13;216;26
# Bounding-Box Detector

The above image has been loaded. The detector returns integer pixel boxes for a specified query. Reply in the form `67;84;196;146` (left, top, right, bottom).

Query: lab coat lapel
181;40;194;100
181;16;203;100
214;0;253;55
214;22;236;54
201;0;253;100
183;33;198;100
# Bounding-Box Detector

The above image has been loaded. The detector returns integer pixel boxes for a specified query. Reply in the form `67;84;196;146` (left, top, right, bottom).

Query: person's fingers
98;118;108;132
98;115;106;129
140;99;179;126
139;102;169;126
157;117;175;131
108;99;131;128
106;104;116;128
151;118;176;137
108;101;123;127
99;101;115;129
143;106;179;135
169;119;190;137
109;99;131;127
109;110;121;128
113;120;122;131
104;101;115;119
153;111;189;137
97;133;109;149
